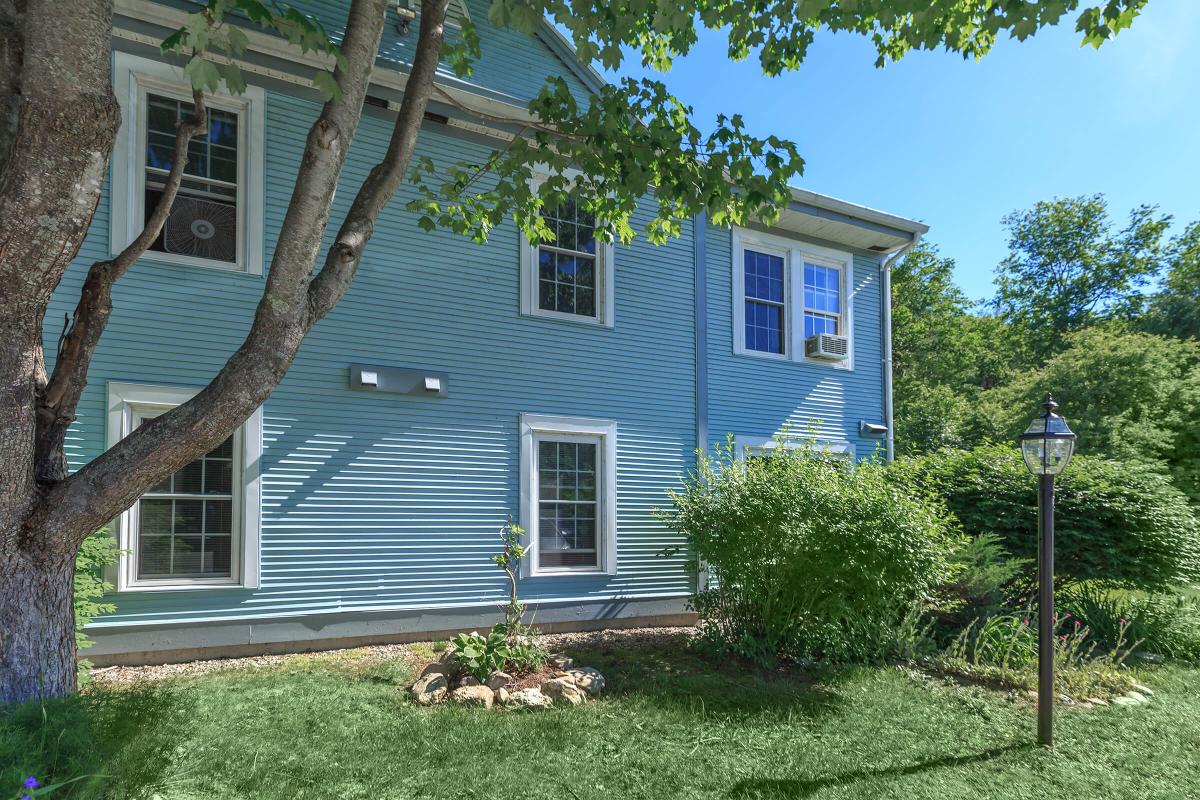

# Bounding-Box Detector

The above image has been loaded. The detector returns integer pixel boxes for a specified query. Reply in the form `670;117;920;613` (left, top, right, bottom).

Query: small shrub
657;436;958;664
931;533;1029;643
74;531;119;681
445;519;549;680
448;629;511;681
890;445;1200;591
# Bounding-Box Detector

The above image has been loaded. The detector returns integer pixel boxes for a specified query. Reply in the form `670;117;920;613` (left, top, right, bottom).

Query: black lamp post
1019;395;1076;748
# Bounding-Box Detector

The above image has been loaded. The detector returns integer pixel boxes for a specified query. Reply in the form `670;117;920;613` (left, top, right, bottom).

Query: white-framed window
111;51;265;275
106;382;262;591
734;434;855;462
519;177;615;327
732;228;854;367
519;414;618;576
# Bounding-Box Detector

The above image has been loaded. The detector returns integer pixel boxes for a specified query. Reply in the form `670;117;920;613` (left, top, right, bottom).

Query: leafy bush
74;531;119;680
448;629;512;682
657;437;957;664
447;625;548;681
890;445;1200;590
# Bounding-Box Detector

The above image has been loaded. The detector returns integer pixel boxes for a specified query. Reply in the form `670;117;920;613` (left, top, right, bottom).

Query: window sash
135;79;248;269
130;410;242;583
535;438;600;569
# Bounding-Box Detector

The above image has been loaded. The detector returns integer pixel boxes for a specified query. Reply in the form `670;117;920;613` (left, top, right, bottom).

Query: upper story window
520;414;618;576
538;198;599;318
111;52;265;275
107;382;263;591
519;177;615;328
732;228;854;368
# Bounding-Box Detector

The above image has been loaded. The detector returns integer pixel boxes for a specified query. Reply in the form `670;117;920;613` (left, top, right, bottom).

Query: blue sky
613;0;1200;301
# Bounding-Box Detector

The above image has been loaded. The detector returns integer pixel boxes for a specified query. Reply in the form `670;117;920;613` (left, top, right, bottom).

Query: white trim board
111;51;265;275
519;413;618;577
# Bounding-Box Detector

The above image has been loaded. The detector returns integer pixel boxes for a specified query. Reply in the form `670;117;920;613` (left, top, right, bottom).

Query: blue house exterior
64;0;927;664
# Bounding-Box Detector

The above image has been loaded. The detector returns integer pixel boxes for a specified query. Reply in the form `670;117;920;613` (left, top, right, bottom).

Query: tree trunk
0;546;76;704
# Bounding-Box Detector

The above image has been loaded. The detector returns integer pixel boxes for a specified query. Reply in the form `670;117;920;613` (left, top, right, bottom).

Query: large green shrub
657;438;957;663
889;445;1200;590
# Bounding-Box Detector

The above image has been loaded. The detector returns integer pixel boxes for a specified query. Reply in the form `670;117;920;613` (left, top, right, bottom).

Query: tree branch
33;90;208;484
38;0;452;549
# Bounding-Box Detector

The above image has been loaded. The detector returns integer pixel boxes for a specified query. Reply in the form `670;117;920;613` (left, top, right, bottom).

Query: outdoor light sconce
1019;395;1076;748
859;421;888;437
350;364;449;398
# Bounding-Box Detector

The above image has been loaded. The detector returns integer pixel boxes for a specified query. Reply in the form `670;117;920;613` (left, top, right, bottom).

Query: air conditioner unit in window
805;333;849;361
163;195;237;263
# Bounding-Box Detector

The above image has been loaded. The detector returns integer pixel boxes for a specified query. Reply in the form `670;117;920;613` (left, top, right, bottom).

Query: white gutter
880;231;922;461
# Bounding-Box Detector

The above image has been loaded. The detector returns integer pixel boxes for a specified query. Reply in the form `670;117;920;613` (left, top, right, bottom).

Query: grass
3;636;1200;800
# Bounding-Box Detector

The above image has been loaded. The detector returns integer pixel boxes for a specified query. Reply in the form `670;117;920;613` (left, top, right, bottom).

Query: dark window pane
204;459;232;495
176;460;203;493
173;500;203;535
138;535;172;578
204;499;233;534
172;536;203;575
575;288;595;317
205;535;232;575
140;499;174;534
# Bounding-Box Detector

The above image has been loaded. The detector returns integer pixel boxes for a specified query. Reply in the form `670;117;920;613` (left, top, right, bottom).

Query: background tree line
893;194;1200;503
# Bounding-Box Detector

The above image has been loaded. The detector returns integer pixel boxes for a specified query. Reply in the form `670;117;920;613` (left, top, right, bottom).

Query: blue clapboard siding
704;225;888;458
240;0;594;104
52;77;695;626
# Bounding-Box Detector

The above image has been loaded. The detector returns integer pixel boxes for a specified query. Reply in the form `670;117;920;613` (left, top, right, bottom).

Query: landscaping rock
458;675;482;687
486;671;513;690
1126;691;1149;703
506;687;552;709
568;667;606;695
495;687;510;705
549;653;574;670
410;673;448;706
542;677;586;706
451;685;494;708
420;662;446;678
1085;697;1109;706
1132;682;1155;696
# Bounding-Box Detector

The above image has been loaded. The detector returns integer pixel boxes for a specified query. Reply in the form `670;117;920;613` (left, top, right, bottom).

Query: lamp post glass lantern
1019;395;1076;748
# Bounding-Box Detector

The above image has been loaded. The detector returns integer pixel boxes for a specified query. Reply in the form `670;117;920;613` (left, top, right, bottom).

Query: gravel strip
88;625;697;688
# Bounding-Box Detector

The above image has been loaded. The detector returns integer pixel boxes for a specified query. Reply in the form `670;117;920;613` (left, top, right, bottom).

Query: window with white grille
111;52;265;275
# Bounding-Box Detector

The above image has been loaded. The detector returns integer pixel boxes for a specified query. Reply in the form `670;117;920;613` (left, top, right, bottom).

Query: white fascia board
113;0;537;126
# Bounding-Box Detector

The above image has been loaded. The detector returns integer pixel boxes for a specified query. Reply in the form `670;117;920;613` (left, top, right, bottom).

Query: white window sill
131;249;260;276
521;308;613;329
118;578;246;593
733;348;852;370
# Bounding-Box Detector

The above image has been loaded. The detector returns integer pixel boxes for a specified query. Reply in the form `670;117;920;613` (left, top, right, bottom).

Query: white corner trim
732;226;855;370
519;413;618;578
110;51;265;276
519;174;615;328
105;381;262;592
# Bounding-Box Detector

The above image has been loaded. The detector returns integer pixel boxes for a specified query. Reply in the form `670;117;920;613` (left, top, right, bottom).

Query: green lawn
3;636;1199;800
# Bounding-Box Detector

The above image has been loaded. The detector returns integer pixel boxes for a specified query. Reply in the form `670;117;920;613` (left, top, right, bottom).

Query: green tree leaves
992;194;1172;362
160;0;345;101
